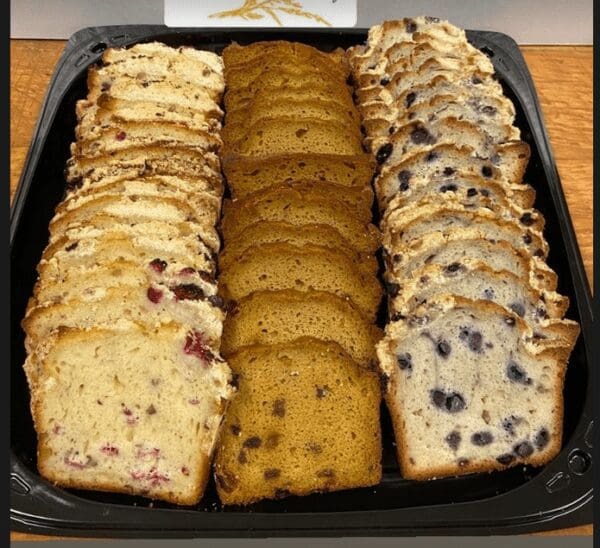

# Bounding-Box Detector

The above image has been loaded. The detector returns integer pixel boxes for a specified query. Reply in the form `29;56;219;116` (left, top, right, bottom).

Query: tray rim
9;24;594;537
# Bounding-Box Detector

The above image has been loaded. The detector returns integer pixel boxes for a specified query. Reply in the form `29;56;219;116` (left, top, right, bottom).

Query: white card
164;0;357;28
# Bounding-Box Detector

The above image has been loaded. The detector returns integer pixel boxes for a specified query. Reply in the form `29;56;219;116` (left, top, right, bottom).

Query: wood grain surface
9;40;593;541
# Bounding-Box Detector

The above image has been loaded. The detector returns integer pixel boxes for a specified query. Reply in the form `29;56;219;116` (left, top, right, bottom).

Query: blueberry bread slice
388;261;574;345
375;143;531;205
214;338;381;505
384;230;558;293
221;289;381;368
27;324;232;505
379;172;535;213
218;242;383;320
377;295;579;480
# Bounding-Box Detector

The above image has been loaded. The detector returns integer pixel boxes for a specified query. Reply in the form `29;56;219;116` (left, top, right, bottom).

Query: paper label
164;0;357;28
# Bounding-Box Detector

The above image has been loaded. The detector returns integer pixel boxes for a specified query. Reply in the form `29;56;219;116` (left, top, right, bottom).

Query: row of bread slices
348;18;580;480
211;41;384;506
22;42;235;506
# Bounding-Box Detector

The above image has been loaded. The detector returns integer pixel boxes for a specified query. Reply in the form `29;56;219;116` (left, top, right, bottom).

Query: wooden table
10;40;593;541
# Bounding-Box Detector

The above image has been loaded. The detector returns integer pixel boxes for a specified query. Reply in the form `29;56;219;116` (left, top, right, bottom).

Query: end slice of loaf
214;338;381;505
377;295;579;480
30;324;232;505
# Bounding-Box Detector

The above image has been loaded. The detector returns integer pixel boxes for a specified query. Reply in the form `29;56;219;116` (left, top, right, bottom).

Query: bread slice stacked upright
22;42;234;505
348;18;580;480
214;41;383;505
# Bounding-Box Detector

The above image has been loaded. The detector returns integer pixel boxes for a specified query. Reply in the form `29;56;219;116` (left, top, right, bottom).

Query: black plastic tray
10;25;593;537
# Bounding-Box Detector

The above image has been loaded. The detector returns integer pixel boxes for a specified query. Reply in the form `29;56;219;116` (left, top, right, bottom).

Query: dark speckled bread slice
220;221;376;275
214;338;381;505
375;143;531;206
382;202;548;260
28;324;232;506
221;289;381;368
220;188;380;254
388;261;570;338
223;180;373;224
378;172;535;213
218;242;382;320
228;118;364;156
377;295;579;480
222;153;375;198
384;229;558;293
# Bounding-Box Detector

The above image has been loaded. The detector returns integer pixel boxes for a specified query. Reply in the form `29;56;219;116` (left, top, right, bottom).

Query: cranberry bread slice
218;242;383;320
385;230;557;293
380;172;535;213
223;180;373;225
228;118;364;157
65;146;221;188
28;324;232;505
66;174;223;204
221;289;381;367
388;261;571;342
222;153;375;198
73;121;222;158
383;203;548;260
362;93;518;148
23;281;225;354
39;233;215;283
100;42;224;92
49;195;220;252
75;97;222;140
221;188;379;253
377;295;579;480
214;338;381;505
375;143;531;205
221;221;376;273
87;66;220;108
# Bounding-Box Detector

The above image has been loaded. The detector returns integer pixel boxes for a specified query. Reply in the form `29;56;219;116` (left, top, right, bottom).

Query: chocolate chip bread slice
222;180;373;225
375;143;531;205
100;41;224;92
363;93;518;148
383;202;548;260
388;261;571;340
65;146;221;188
379;172;535;213
222;153;375;198
27;324;232;505
377;295;579;480
214;338;381;505
220;188;379;254
384;229;558;292
228;118;364;156
218;242;382;320
221;289;381;368
49;194;220;252
220;221;376;275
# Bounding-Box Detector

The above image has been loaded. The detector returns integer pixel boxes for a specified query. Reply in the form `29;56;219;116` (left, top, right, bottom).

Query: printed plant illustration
210;0;332;27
